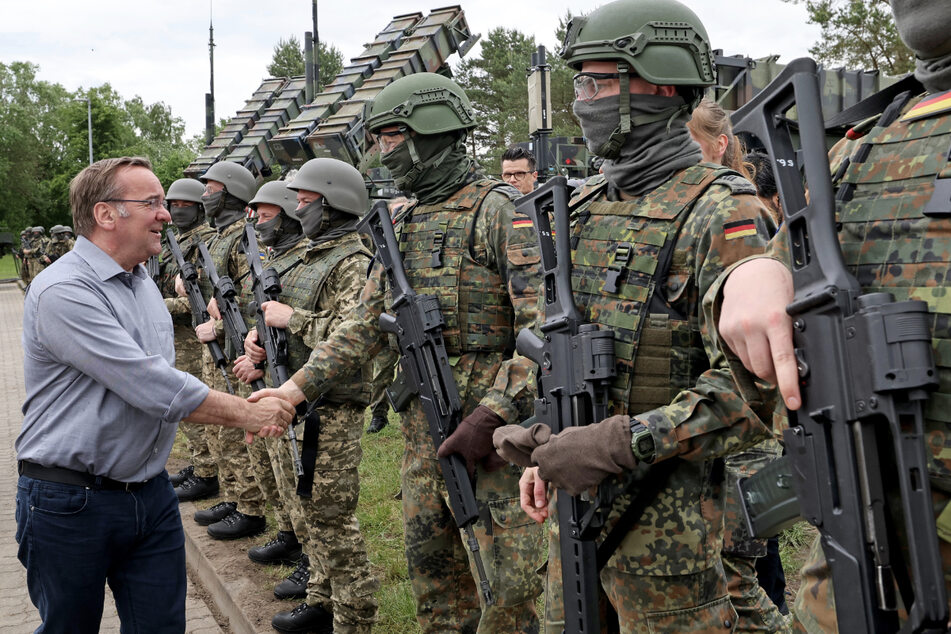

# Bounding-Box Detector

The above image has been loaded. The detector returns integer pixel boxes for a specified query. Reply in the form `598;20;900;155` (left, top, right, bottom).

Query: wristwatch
629;420;655;463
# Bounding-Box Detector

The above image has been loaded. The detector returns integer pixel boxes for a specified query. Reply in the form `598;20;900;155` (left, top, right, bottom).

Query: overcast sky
0;0;822;139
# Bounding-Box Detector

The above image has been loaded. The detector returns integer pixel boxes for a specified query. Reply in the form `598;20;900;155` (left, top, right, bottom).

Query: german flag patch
900;89;951;123
723;219;757;241
512;217;533;230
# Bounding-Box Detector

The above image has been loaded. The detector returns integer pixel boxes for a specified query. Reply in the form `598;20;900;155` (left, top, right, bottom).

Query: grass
0;254;20;279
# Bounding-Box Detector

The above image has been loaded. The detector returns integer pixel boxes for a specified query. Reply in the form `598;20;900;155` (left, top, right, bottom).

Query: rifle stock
165;229;233;394
731;57;948;633
356;200;494;606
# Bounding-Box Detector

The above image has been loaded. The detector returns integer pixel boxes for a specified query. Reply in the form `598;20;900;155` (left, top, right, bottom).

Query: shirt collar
73;235;148;283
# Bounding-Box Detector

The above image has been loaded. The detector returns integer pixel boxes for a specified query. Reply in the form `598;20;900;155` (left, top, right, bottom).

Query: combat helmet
199;161;257;203
31;226;45;235
51;224;73;236
166;178;206;204
365;73;476;136
249;181;298;216
286;158;368;218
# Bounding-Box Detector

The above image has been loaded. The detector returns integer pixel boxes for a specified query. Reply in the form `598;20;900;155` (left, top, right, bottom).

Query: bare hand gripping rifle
240;224;308;488
731;57;948;633
513;176;615;634
165;229;233;394
356;199;494;606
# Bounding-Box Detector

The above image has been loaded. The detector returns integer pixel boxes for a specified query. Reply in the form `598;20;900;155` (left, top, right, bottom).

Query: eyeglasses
372;126;408;150
102;198;167;211
572;72;621;102
502;171;532;181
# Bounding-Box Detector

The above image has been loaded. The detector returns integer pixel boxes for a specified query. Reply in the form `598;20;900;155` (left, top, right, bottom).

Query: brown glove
436;405;508;477
533;415;637;497
493;423;552;467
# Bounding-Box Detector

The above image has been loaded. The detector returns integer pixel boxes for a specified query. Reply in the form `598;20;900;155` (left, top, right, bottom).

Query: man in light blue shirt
15;156;295;633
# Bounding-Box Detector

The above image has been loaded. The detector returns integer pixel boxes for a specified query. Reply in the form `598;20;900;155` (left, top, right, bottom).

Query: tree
267;35;344;91
784;0;914;74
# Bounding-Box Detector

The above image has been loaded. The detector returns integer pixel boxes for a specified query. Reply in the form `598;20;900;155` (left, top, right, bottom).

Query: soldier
235;161;380;634
47;225;76;262
26;226;50;280
18;228;32;286
157;178;221;500
492;1;780;632
715;0;951;630
190;160;269;539
252;73;547;633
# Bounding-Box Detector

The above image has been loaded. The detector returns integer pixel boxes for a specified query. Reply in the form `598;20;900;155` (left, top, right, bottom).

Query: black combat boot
207;510;267;540
175;474;219;502
193;501;236;526
271;602;333;634
273;555;310;600
367;415;388;433
169;465;194;487
249;531;303;566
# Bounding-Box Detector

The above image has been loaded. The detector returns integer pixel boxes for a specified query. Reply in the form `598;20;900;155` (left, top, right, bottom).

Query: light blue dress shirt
17;236;209;482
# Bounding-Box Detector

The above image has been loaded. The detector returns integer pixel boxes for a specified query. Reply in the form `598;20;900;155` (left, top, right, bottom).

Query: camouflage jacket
160;223;217;323
571;164;780;576
291;179;543;426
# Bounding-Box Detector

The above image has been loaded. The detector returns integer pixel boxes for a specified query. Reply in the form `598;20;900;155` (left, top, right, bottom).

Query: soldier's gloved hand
532;415;636;497
493;423;552;468
437;405;508;477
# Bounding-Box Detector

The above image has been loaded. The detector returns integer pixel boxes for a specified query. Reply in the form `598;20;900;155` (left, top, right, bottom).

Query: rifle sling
295;401;321;499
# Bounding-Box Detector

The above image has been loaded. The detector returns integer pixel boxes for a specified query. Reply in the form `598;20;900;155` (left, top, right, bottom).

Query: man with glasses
15;157;293;633
492;0;780;630
500;146;538;196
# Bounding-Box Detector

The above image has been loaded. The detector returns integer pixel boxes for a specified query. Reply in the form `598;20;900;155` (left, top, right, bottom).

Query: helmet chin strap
399;134;457;190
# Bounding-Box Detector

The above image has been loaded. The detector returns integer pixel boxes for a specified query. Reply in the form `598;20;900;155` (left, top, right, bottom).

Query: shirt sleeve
475;190;543;423
633;187;783;462
34;280;209;423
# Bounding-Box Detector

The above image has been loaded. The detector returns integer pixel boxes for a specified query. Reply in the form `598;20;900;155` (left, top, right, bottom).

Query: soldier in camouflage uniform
46;225;76;262
191;161;268;539
18;229;32;286
252;73;547;633
25;226;50;280
158;178;221;500
715;1;951;631
235;160;380;634
494;2;780;632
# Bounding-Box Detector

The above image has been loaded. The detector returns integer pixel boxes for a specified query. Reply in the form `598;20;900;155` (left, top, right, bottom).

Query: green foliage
784;0;914;74
267;35;344;92
454;25;581;176
0;60;196;233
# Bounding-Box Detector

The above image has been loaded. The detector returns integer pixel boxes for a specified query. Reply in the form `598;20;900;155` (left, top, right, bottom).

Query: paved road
0;282;222;633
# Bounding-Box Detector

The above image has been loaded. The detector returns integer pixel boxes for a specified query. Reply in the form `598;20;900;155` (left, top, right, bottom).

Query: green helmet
51;224;73;237
365;73;477;135
166;178;205;204
249;181;298;216
560;0;715;87
31;226;45;235
286;158;368;218
199;161;257;203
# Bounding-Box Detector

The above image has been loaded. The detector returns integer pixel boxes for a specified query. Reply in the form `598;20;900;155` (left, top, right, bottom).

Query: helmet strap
596;63;632;160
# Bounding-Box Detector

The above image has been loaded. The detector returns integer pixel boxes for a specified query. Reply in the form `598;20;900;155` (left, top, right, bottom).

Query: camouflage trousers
202;349;260;512
174;333;216;478
269;402;379;634
791;486;951;632
722;444;788;633
367;343;398;420
401;415;545;632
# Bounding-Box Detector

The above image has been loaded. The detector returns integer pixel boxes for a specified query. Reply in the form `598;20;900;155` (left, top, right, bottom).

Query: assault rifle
240;224;307;487
513;176;615;634
356;199;494;606
197;240;265;393
146;254;161;284
731;57;947;633
166;229;233;394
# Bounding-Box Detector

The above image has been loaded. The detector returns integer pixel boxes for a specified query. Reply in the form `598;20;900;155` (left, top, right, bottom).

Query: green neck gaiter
381;132;475;205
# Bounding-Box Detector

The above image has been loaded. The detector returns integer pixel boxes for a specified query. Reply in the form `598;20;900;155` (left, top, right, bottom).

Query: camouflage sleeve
289;260;386;401
165;296;192;317
634;187;783;463
287;254;371;350
474;188;542;423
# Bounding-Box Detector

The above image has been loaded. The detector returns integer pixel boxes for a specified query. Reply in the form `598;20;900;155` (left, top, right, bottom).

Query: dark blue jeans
15;472;186;633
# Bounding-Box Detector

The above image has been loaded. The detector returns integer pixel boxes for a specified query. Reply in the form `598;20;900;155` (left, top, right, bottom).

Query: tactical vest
160;225;216;305
398;179;516;355
271;235;373;405
835;93;951;435
197;220;246;306
570;164;741;415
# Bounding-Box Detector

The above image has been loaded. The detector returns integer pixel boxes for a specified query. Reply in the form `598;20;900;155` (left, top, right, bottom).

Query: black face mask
169;203;202;230
255;214;283;247
296;199;326;240
201;190;225;219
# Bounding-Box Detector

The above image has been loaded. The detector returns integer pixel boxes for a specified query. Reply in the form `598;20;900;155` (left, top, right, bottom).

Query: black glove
533;415;637;496
436;405;508;477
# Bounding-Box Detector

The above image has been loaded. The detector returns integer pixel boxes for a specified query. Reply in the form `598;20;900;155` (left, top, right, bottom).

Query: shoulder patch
712;173;757;196
900;89;951;123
